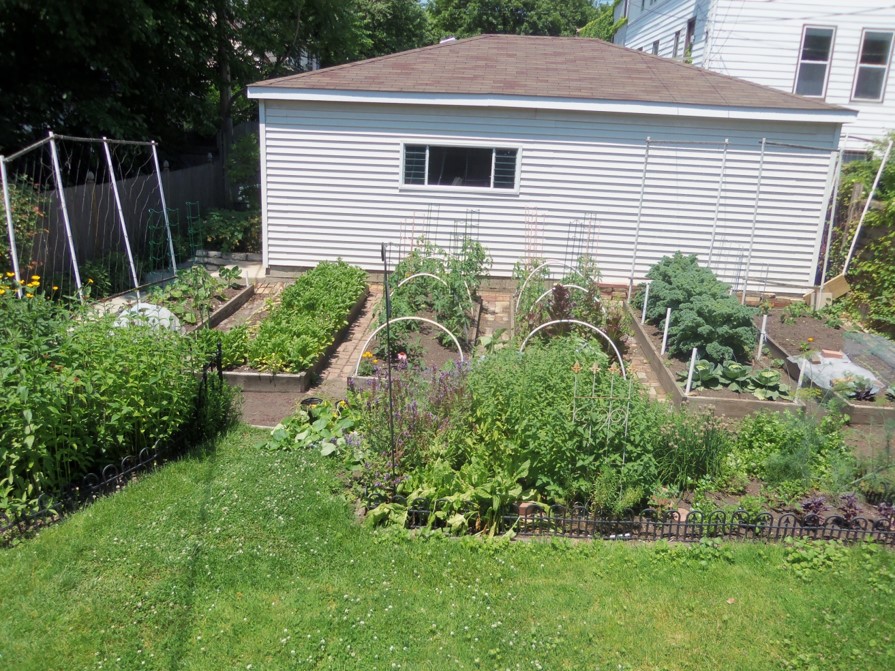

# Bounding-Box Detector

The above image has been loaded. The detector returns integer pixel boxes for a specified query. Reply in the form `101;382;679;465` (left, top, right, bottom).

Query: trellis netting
1;132;176;300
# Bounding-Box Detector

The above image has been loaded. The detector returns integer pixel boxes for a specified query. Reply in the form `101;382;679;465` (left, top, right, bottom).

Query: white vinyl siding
617;0;711;64
262;101;839;293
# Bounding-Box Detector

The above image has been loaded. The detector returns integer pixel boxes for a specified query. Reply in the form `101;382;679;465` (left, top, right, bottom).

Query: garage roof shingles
253;34;841;112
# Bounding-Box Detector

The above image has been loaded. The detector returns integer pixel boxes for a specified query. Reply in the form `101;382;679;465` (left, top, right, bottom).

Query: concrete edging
222;287;370;393
626;304;803;418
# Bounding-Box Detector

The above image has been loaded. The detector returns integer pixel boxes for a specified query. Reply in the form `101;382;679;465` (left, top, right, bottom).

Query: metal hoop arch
515;260;585;313
519;319;627;379
353;316;465;376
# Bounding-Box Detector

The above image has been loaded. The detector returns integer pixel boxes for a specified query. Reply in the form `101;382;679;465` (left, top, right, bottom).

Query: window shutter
403;145;427;185
493;149;518;189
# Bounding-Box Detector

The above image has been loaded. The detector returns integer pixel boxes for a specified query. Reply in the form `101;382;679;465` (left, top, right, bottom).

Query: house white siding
614;0;713;63
261;100;839;293
704;0;895;150
618;0;895;150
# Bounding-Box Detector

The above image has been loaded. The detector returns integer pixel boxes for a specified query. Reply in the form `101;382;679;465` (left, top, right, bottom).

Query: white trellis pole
707;138;729;269
102;138;141;296
151;142;178;274
684;347;699;395
794;359;806;404
741;138;766;305
640;281;650;323
0;156;23;297
756;313;768;360
48;132;83;298
818;141;845;307
627;136;651;301
660;307;672;355
843;138;894;275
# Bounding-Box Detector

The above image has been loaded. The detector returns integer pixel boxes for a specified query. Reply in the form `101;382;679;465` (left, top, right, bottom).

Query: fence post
660;307;671;356
741;137;766;305
0;156;23;297
707;138;729;270
684;347;698;395
151;142;178;274
628;136;651;301
794;359;806;404
640;281;650;324
48;132;83;299
756;313;768;361
102;138;141;297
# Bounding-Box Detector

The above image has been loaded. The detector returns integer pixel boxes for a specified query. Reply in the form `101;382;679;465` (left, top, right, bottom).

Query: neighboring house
247;34;854;294
613;0;895;154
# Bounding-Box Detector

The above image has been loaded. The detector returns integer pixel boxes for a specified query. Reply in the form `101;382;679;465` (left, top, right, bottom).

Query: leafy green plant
266;401;355;456
149;265;229;325
676;359;721;391
197;209;261;253
719;361;752;392
834;375;877;401
248;260;366;373
750;369;792;401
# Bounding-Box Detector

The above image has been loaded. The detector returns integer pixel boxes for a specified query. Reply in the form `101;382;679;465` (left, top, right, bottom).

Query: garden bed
759;308;895;424
189;283;254;331
627;304;803;418
223;287;369;393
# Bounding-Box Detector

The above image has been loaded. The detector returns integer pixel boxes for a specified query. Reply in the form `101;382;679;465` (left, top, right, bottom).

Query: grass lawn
1;426;894;671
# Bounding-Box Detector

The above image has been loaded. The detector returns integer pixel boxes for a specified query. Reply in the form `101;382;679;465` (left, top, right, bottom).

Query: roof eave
247;87;856;125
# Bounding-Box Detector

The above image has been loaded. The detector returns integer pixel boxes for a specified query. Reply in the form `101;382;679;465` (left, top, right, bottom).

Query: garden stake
794;359;806;404
660;307;671;356
741;137;766;305
640;282;650;324
48;131;84;300
103;138;141;299
684;347;698;395
381;242;397;485
150;141;178;274
756;313;768;360
0;156;23;298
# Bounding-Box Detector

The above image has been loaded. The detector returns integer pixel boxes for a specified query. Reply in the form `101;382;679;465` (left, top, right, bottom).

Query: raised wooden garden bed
759;309;895;425
626;304;804;418
188;283;255;332
223;287;370;393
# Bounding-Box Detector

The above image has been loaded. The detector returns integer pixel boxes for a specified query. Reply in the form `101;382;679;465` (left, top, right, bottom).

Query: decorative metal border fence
398;498;895;546
0;346;224;544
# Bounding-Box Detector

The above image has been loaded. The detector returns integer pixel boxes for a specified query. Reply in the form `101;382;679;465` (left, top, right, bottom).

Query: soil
370;320;466;373
641;321;800;401
216;284;284;332
678;479;889;525
759;309;894;407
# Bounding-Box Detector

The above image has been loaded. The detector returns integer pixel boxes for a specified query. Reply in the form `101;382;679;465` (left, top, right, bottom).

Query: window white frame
793;25;836;98
852;29;895;102
399;140;522;195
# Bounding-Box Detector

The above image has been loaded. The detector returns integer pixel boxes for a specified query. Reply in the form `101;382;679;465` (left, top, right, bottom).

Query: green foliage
379;238;490;355
356;0;429;59
148;265;234;326
578;0;627;40
733;411;849;497
248;260;367;373
428;0;603;39
0;287;232;517
266;401;356;456
225;134;260;209
0;175;49;271
654;410;732;491
636;253;755;363
197;209;261;253
782;537;849;581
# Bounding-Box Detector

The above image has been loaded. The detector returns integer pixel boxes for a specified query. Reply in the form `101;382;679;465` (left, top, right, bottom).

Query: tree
355;0;430;60
579;0;627;41
427;0;601;39
0;0;218;154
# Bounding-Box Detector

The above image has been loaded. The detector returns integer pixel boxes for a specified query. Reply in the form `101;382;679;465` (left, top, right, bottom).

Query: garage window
402;145;519;190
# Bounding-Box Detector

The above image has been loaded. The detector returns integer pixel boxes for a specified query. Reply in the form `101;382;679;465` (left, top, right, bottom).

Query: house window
842;150;871;164
673;30;681;59
685;18;696;59
853;30;894;101
652;40;659;55
794;26;835;97
402;145;519;190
